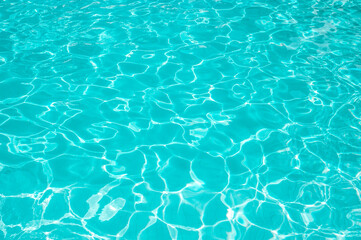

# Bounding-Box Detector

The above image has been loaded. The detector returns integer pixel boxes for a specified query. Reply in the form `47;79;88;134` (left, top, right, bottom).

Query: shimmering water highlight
1;0;361;239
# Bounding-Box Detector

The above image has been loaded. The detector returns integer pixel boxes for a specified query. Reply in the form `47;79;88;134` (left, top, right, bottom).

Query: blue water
1;0;361;239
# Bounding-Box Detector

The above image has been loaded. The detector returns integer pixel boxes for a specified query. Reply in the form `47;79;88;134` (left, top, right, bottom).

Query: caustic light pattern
0;0;361;239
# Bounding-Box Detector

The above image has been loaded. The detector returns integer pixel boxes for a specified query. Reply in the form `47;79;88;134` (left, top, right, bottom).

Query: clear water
0;0;361;239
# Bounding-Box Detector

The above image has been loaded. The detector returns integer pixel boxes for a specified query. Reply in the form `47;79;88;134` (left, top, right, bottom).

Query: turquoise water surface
1;0;361;239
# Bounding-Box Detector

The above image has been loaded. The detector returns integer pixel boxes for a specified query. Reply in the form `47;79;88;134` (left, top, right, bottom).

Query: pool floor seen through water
0;0;361;239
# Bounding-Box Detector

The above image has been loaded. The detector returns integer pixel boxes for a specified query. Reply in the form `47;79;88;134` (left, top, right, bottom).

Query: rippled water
1;0;361;239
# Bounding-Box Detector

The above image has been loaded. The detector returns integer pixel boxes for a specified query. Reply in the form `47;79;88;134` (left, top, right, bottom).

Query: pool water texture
0;0;361;239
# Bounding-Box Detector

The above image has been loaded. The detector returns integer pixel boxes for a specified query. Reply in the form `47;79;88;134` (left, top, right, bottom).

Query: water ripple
0;0;361;239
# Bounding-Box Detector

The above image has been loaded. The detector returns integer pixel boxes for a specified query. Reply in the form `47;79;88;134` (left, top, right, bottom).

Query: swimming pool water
0;0;361;239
